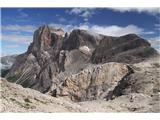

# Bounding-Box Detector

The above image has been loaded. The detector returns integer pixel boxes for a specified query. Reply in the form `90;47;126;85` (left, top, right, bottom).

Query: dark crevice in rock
105;66;134;101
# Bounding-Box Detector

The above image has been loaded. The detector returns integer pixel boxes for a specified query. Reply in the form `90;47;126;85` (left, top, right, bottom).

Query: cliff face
91;34;156;64
5;25;159;102
57;63;130;101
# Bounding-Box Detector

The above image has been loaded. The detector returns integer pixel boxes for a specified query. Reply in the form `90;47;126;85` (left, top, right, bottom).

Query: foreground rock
0;78;86;112
57;62;130;101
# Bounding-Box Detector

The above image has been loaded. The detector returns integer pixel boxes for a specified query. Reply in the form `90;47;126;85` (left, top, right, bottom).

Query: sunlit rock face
5;25;159;101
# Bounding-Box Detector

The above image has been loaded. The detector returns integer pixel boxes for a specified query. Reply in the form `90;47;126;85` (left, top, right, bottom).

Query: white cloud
69;8;84;14
148;36;160;52
109;7;160;15
66;8;95;18
142;31;155;35
80;10;92;17
2;25;37;33
49;23;153;36
87;24;143;36
155;24;160;27
148;37;160;46
84;18;89;22
17;8;29;18
154;23;160;30
2;33;32;44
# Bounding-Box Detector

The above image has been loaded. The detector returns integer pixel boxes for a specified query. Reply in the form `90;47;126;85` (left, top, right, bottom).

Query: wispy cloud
148;36;160;52
49;23;147;36
1;24;36;45
142;31;155;35
109;7;160;15
17;8;29;18
2;33;33;44
66;8;95;18
2;25;37;33
148;36;160;46
154;23;160;31
81;24;144;36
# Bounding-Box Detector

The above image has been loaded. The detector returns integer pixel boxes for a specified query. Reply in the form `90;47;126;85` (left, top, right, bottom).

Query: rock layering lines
58;62;130;101
5;25;159;103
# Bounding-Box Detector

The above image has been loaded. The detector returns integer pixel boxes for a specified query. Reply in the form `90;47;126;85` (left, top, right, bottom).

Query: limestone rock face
6;25;64;93
5;25;159;102
58;62;130;101
91;34;157;64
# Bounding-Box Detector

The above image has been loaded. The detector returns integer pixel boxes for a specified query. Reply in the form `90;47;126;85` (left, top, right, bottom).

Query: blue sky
1;8;160;56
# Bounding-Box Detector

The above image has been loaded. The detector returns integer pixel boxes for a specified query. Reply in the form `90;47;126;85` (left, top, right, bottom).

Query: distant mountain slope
0;55;17;69
0;55;17;77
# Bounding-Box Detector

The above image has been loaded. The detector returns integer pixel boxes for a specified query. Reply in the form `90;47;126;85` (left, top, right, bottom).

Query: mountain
0;55;17;69
5;25;159;103
1;56;160;113
0;55;17;77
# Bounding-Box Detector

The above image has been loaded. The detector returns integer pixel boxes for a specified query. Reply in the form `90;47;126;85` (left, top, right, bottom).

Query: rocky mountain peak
62;29;100;51
29;25;52;52
27;25;65;54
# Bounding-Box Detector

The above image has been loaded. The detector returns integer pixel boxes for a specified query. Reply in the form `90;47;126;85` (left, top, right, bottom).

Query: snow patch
79;46;91;55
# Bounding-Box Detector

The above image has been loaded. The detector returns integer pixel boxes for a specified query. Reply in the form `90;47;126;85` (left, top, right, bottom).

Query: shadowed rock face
62;29;100;51
91;34;156;64
5;25;159;101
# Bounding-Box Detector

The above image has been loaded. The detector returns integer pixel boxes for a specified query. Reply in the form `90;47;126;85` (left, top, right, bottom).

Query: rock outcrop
0;78;86;112
5;25;159;102
57;62;130;101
